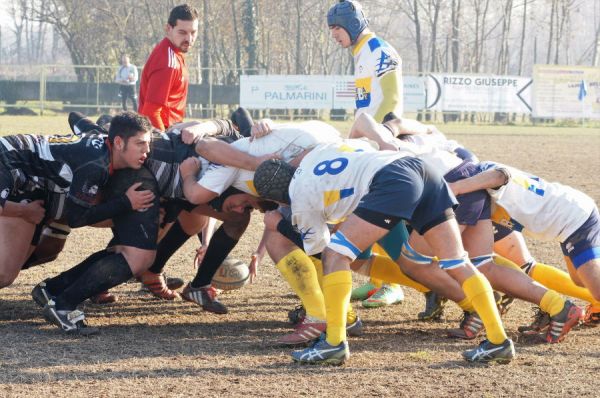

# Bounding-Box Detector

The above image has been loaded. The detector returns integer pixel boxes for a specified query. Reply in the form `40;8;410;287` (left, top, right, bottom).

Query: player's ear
114;136;124;151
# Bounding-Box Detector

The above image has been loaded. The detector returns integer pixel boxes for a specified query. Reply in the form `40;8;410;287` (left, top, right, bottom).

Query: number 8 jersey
289;140;412;255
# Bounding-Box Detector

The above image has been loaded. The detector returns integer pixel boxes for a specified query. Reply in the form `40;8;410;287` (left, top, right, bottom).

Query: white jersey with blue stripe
197;121;341;195
353;33;402;119
289;140;412;256
482;162;596;242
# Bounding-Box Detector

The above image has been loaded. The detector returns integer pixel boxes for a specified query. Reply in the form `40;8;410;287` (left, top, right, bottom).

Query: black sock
54;253;133;311
191;226;238;288
45;250;110;295
148;220;192;274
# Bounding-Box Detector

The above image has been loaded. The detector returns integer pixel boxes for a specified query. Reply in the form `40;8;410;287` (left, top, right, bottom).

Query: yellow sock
539;290;566;317
323;270;352;346
457;297;475;312
311;257;324;289
462;273;507;344
369;255;430;293
311;257;356;323
346;306;357;324
531;263;600;306
276;249;326;320
493;255;525;273
370;277;384;288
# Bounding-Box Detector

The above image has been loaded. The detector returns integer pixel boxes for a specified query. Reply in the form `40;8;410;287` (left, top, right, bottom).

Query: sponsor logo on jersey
0;188;9;199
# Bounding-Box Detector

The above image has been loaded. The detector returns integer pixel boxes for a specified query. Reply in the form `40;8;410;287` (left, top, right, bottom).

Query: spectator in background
115;54;138;111
138;4;199;130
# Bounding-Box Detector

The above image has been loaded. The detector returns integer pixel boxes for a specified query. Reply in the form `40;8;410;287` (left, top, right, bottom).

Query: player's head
108;112;152;170
327;0;368;46
253;159;296;205
166;4;199;53
210;187;277;214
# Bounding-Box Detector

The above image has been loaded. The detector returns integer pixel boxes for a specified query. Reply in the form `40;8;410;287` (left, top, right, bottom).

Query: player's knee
0;271;18;288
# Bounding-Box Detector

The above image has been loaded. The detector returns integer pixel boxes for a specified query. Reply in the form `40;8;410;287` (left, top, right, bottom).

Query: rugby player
328;0;405;307
0;112;155;291
252;141;515;365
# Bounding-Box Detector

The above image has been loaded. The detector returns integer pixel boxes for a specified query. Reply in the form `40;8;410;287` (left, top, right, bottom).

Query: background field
0;115;599;397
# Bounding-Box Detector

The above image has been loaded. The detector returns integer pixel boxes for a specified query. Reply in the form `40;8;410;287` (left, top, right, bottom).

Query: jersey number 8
313;157;348;176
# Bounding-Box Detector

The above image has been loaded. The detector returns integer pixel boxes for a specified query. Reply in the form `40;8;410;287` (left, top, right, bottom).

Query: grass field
0;115;599;397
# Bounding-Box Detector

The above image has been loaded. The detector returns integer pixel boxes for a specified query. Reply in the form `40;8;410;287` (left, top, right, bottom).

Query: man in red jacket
139;4;199;130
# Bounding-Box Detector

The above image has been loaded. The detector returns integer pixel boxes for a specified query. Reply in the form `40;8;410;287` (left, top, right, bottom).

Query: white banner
426;73;532;113
240;75;334;109
532;65;600;119
240;75;426;111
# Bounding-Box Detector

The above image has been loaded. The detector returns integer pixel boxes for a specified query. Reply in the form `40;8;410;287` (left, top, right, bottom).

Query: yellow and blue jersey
353;33;402;121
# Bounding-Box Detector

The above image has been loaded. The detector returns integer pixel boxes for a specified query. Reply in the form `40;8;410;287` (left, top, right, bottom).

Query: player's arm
175;119;239;144
180;157;219;205
374;71;403;123
449;167;510;196
349;113;398;151
140;67;177;130
0;200;45;224
65;166;154;228
194;139;273;171
140;101;165;131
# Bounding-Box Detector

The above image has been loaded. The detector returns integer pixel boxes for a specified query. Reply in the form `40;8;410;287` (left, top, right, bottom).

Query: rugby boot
545;300;583;343
351;281;377;301
418;291;447;321
462;339;515;364
518;307;551;335
496;294;515;316
182;283;228;314
291;334;350;366
346;316;365;337
277;316;326;346
31;280;54;308
582;304;600;327
43;300;99;336
362;284;404;308
139;271;181;300
447;311;484;340
89;290;117;304
288;305;306;325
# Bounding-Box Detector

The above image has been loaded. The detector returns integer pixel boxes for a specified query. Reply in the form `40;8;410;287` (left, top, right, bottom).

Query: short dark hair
108;111;152;145
168;4;199;27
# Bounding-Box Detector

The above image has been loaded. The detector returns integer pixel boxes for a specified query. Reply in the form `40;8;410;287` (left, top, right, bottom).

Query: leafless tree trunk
546;0;556;64
243;0;258;71
517;0;528;75
401;0;424;72
451;0;461;72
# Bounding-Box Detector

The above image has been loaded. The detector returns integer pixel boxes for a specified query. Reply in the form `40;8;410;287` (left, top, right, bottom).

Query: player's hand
253;152;282;169
447;182;460;196
22;200;46;224
250;119;275;141
181;124;205;145
249;252;261;283
194;245;208;268
126;182;155;210
263;210;283;231
180;157;201;179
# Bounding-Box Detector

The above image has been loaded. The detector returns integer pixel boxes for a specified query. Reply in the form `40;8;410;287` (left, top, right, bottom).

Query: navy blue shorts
561;207;600;269
493;222;513;242
444;160;491;226
354;157;458;234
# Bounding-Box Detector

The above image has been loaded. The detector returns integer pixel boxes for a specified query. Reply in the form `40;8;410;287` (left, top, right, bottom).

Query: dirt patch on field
1;127;599;397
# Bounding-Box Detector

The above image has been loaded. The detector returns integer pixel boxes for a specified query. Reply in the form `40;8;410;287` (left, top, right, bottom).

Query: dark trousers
119;85;138;111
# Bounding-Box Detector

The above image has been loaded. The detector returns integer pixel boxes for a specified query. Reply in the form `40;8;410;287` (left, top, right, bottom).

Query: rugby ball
211;257;250;291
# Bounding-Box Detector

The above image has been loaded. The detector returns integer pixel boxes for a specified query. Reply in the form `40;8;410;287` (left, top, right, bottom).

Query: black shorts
444;160;491;226
354;157;458;234
105;166;160;250
493;222;513;241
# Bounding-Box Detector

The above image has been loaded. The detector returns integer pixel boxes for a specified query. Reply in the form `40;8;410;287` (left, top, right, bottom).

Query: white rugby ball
211;257;250;291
